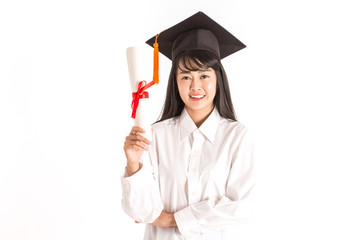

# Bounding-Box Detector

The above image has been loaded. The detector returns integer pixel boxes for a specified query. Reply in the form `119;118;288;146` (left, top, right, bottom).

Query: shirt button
191;168;196;173
191;191;196;195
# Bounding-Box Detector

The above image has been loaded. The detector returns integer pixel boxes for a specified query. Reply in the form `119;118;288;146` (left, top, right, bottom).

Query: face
176;63;217;117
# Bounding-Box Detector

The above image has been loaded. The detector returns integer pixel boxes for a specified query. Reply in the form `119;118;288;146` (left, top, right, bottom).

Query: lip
189;94;205;101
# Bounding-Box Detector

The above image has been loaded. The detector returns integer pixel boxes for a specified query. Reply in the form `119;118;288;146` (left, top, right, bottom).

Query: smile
190;95;205;99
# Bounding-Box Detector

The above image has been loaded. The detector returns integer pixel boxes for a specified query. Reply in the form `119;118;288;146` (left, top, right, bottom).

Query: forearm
126;162;142;176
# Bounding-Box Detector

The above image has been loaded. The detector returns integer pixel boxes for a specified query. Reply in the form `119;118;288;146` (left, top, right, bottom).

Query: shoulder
218;118;248;136
217;118;253;149
218;119;254;162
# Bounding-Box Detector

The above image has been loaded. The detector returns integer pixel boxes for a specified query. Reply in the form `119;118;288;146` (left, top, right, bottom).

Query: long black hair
157;50;237;122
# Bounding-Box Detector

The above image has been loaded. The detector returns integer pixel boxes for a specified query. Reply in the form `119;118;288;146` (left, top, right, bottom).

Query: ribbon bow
131;81;150;119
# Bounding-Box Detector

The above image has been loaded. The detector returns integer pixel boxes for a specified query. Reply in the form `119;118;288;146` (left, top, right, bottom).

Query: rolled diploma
126;45;152;141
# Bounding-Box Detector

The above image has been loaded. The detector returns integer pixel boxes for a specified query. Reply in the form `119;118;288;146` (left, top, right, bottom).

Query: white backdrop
1;0;360;239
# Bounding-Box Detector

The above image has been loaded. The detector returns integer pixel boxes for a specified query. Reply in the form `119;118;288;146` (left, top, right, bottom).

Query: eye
200;75;210;79
181;76;191;80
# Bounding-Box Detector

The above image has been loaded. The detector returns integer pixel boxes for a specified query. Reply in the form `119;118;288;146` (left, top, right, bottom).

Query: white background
1;0;359;239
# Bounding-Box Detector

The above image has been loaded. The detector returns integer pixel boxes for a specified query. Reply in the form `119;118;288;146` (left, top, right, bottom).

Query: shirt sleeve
174;127;255;236
121;137;163;223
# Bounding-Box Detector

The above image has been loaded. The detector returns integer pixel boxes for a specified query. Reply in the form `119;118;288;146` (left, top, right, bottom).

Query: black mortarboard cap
146;11;246;61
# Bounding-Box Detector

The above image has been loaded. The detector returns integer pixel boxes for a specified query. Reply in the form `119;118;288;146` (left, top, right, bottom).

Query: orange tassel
153;33;160;84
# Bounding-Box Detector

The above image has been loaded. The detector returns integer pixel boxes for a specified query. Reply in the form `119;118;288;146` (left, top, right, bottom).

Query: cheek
204;80;217;96
177;81;188;97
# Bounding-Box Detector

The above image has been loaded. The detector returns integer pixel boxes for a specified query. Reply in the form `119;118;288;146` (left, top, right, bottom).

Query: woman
121;12;255;240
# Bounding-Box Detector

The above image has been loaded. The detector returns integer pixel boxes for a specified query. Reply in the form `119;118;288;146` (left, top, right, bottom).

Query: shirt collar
179;107;221;143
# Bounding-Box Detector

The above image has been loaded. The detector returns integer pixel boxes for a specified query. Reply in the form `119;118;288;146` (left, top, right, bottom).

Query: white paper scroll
126;45;152;141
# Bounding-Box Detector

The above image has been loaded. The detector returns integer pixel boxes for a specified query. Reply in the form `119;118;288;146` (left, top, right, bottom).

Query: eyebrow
178;69;211;74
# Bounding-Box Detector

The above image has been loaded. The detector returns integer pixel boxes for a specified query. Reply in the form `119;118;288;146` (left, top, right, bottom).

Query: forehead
176;66;214;75
176;56;208;72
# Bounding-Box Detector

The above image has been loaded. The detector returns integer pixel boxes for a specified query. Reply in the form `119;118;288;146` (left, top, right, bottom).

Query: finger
126;134;152;145
124;144;146;152
129;127;137;136
135;134;152;145
129;129;137;136
124;140;147;150
124;141;148;151
130;126;146;135
125;136;149;146
133;140;149;151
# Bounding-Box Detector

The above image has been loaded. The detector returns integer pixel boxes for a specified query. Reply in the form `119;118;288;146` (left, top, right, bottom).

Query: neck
185;106;214;128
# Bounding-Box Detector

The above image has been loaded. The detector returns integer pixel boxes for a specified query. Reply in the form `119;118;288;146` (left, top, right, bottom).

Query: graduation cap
146;11;246;61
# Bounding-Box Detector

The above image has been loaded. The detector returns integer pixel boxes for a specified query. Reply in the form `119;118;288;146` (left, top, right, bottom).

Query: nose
190;77;201;91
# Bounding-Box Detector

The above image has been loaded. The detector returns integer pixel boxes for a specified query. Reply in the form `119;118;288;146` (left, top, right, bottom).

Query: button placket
188;130;205;204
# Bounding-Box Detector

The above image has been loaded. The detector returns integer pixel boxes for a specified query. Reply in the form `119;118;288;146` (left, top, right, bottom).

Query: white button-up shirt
121;108;255;240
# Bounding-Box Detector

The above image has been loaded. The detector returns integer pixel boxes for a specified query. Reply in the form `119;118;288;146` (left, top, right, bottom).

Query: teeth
190;95;205;98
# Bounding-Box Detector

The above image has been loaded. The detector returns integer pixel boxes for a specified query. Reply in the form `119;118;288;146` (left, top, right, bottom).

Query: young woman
121;12;255;240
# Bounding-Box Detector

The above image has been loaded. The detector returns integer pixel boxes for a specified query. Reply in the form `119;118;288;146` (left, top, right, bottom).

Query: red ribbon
131;81;154;119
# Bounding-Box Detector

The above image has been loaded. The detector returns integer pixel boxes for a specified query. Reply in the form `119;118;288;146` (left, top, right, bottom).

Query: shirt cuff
121;163;148;193
174;206;200;236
